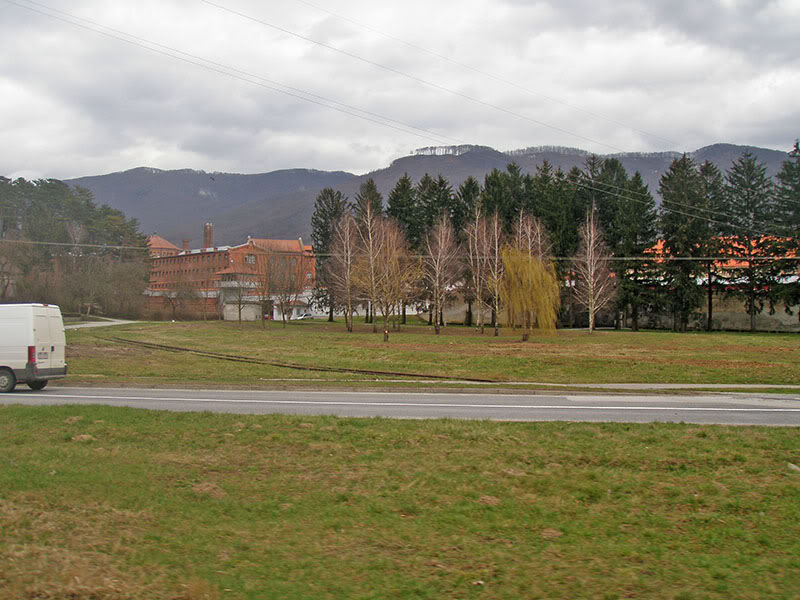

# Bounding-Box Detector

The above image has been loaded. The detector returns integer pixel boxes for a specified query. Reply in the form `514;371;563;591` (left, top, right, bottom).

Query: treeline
312;141;800;333
0;177;149;317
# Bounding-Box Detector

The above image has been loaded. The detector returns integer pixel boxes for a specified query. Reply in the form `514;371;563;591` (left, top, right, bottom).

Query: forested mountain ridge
64;143;789;246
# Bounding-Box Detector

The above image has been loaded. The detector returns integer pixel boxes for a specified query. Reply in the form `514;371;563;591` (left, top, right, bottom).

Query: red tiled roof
147;235;180;250
248;239;304;253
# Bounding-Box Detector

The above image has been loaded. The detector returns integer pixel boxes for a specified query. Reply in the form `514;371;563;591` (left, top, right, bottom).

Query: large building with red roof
146;224;315;320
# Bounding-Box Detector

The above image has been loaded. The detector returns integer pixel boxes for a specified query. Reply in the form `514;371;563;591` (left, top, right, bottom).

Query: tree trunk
706;262;713;332
328;303;334;322
465;300;473;327
402;303;406;325
631;302;639;332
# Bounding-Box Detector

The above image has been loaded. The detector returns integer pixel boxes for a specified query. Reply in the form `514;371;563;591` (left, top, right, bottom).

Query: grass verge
1;405;799;599
63;320;800;389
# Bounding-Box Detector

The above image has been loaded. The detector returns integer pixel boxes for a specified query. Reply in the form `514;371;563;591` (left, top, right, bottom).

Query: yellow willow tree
500;246;560;341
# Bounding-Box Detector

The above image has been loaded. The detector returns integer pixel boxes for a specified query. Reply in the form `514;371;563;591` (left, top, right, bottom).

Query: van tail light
28;345;36;364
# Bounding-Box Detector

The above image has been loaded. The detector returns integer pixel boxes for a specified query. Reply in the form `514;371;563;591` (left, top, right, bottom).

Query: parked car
0;303;68;392
294;313;314;320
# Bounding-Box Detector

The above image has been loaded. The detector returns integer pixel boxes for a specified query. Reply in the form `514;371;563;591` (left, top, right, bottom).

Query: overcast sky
1;0;798;180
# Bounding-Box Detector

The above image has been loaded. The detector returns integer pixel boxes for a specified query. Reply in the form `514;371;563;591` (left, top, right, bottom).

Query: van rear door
33;311;53;371
47;307;66;370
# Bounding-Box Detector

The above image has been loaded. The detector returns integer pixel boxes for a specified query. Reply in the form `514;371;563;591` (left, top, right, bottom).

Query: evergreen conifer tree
311;187;348;321
613;171;658;330
722;151;777;331
774;140;800;312
659;155;706;331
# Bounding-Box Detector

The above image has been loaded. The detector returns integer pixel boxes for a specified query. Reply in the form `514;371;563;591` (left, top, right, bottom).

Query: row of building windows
157;253;228;265
150;281;218;289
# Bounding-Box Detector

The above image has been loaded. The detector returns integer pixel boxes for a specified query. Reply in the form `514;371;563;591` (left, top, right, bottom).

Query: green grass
1;405;799;598
63;320;800;388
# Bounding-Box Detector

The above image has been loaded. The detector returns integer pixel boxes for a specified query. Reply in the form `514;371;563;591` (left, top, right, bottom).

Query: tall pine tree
721;151;777;331
613;171;658;331
311;187;348;321
698;161;726;330
659;155;706;331
774;140;800;314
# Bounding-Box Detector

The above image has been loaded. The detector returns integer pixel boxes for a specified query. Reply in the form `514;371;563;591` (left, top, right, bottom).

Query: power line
0;239;149;251
541;154;793;235
4;0;463;147
290;0;680;150
574;179;784;239
3;239;795;263
199;0;630;153
5;0;794;239
560;156;794;234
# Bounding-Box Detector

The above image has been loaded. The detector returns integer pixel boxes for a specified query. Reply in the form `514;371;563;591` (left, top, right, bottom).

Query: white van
0;303;67;392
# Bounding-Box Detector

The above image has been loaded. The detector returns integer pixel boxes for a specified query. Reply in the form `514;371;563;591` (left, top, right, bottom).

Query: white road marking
15;393;800;412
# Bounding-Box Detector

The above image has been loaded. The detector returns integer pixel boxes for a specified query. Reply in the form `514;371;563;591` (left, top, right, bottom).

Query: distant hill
66;143;791;246
67;167;357;247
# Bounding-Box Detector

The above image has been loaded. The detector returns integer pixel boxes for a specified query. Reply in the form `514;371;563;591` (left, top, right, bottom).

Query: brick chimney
203;223;214;248
182;239;189;251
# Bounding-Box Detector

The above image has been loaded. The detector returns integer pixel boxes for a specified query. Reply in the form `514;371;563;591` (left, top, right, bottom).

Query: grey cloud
0;0;797;181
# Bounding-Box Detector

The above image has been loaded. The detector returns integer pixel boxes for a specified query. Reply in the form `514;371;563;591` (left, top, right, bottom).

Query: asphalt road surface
3;387;800;426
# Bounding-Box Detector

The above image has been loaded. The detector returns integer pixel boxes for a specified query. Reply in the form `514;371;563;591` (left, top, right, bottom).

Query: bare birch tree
424;215;460;335
486;213;505;336
573;209;615;333
513;211;552;262
465;208;489;333
355;191;382;334
373;219;421;341
329;213;358;332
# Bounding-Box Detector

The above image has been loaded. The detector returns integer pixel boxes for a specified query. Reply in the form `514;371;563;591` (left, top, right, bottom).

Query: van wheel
0;368;16;393
28;380;48;391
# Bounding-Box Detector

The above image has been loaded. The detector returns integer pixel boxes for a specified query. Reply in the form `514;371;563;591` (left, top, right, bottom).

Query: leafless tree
464;207;490;333
271;251;312;326
424;215;460;335
328;213;358;332
253;250;275;328
0;238;21;301
573;209;615;333
355;196;382;333
486;213;505;336
373;219;421;342
101;259;149;318
513;211;552;261
162;270;201;321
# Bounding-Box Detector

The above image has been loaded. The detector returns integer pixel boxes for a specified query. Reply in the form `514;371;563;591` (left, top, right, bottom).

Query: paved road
64;319;135;330
3;387;800;426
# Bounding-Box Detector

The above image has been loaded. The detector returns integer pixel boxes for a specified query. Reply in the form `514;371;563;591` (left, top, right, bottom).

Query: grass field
63;320;800;389
2;405;799;599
